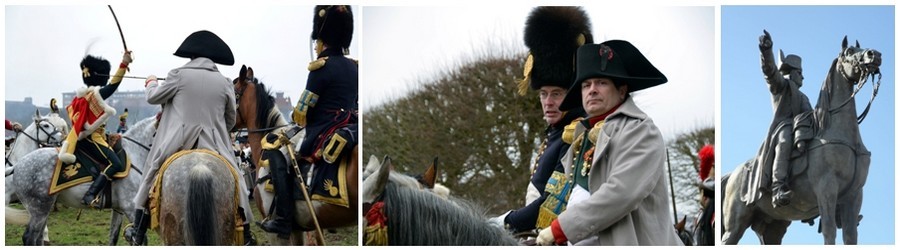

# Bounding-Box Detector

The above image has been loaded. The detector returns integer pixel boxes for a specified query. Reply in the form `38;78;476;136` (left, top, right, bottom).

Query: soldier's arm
100;51;133;99
224;81;237;131
759;31;785;93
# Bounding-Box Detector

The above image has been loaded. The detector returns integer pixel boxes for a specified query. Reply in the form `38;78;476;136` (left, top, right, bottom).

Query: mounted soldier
57;50;133;208
746;30;813;207
259;5;358;237
535;40;682;245
127;30;257;245
488;6;590;235
117;108;129;133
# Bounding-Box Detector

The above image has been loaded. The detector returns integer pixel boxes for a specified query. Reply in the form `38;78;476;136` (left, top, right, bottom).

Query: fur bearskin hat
519;6;593;95
81;55;111;87
312;5;354;49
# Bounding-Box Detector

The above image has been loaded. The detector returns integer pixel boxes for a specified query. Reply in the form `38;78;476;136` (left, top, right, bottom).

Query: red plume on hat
698;144;714;181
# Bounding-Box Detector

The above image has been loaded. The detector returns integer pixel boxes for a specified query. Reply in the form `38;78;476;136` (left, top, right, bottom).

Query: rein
830;54;882;124
6;120;63;167
121;135;151;152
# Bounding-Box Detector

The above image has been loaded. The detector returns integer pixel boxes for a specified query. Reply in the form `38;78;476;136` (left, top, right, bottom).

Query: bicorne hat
560;40;668;111
312;5;354;49
519;6;593;95
174;30;235;66
778;49;802;74
81;55;111;87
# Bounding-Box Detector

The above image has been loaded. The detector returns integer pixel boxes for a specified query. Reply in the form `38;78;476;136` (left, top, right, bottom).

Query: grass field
4;201;358;246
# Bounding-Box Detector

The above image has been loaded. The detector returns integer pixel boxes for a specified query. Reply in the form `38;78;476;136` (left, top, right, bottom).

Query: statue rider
756;30;813;207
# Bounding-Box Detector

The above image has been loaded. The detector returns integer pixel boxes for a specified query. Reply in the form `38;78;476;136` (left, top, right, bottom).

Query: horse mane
383;182;518;246
813;58;839;134
251;81;279;130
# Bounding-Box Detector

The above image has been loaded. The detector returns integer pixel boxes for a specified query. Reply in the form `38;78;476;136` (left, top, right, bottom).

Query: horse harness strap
364;197;388;246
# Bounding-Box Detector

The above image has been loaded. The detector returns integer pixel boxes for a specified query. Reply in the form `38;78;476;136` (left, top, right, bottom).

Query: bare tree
364;52;546;212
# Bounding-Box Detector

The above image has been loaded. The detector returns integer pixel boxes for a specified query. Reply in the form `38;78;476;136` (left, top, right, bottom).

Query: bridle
6;118;64;167
832;47;882;124
233;77;292;134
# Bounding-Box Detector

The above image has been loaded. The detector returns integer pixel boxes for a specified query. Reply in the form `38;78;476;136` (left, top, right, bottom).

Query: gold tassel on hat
517;53;534;96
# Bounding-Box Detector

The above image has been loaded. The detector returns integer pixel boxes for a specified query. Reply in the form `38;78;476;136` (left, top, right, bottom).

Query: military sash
536;171;572;229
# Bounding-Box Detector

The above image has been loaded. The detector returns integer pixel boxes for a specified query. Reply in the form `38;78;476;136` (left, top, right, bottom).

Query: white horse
7;117;156;245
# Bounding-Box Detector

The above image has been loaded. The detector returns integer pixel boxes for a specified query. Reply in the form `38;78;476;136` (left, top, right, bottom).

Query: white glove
122;51;133;64
145;75;158;87
536;227;556;246
487;210;511;229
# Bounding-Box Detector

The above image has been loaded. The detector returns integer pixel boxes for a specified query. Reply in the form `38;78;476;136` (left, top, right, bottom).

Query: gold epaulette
562;117;585;144
308;56;329;71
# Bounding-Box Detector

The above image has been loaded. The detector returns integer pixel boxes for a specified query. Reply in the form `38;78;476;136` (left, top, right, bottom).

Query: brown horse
233;65;358;245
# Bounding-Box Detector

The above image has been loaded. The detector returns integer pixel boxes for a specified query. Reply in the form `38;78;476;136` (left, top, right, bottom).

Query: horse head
837;36;882;85
23;109;67;148
233;65;257;131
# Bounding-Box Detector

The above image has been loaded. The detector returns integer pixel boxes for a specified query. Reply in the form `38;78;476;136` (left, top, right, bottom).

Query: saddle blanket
48;147;131;195
310;154;350;208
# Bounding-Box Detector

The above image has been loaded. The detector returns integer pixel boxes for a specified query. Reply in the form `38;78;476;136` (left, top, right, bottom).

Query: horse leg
839;192;863;245
815;182;839;244
108;211;124;245
722;172;753;244
22;203;52;245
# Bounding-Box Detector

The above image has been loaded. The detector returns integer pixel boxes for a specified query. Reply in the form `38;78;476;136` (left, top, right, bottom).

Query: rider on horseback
260;5;358;237
755;30;813;207
488;6;590;234
127;30;257;245
117;108;129;133
58;51;133;209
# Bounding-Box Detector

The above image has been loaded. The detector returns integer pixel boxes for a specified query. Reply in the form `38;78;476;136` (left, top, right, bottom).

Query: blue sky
721;6;894;244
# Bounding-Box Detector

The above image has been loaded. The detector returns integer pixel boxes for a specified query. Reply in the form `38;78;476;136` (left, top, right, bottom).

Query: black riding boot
125;209;150;245
82;176;109;208
258;152;294;239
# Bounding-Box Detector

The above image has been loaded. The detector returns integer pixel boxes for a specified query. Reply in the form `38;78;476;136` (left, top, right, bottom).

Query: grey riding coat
558;98;682;246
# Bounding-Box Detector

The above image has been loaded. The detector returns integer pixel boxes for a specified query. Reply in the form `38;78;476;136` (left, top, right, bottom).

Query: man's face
788;69;804;87
539;86;567;125
581;77;627;117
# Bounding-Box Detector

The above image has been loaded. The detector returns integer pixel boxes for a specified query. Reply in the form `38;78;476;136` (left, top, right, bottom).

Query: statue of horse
5;109;68;245
8;116;156;245
232;66;358;245
362;156;518;245
723;36;882;245
152;149;245;245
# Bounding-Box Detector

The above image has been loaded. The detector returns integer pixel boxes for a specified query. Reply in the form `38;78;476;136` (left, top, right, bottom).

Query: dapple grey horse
723;37;881;245
5;109;67;244
152;149;243;245
8;117;156;245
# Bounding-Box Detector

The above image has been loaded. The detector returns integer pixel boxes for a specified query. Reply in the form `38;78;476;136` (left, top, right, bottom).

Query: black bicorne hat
174;30;235;66
519;6;593;95
81;55;111;87
312;5;354;49
560;40;667;111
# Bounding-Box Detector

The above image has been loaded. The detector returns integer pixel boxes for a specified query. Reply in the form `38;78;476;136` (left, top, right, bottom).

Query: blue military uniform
499;6;593;233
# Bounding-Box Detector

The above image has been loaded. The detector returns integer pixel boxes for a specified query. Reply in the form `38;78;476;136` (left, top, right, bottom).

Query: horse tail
186;164;217;245
5;206;30;225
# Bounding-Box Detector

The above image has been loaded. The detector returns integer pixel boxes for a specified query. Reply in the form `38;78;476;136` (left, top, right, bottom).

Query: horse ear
372;156;392;196
33;109;41;120
239;65;248;81
247;67;255;80
842;36;848;50
855;40;860;48
422;157;438;189
675;215;687;230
